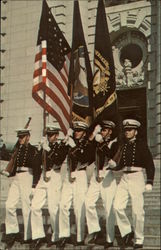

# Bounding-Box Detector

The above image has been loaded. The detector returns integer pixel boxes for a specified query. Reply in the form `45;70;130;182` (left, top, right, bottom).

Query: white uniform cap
102;120;115;129
16;128;31;137
123;119;141;129
46;124;61;134
73;121;89;131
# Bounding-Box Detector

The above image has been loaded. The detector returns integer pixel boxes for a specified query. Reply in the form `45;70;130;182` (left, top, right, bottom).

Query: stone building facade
0;0;160;156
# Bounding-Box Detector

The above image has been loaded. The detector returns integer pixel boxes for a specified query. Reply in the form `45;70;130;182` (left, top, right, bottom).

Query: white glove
66;137;76;148
95;133;103;142
67;128;74;137
93;125;101;137
145;184;153;192
40;136;47;145
108;159;117;168
37;143;42;151
64;128;74;143
0;170;10;177
42;142;50;152
39;137;50;152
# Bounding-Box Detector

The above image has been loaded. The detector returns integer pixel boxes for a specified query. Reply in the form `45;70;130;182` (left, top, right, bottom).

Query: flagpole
41;39;50;182
41;39;47;135
42;77;50;183
43;92;46;135
69;83;73;127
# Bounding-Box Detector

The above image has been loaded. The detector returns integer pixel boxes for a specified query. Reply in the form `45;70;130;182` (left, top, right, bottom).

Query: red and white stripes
32;40;71;135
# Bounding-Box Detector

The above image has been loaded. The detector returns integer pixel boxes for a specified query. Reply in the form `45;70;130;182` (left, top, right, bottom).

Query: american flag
32;0;71;135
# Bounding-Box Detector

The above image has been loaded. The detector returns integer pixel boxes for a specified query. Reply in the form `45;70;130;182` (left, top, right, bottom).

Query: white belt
77;162;88;171
17;167;33;173
123;166;142;172
52;164;61;171
94;164;110;171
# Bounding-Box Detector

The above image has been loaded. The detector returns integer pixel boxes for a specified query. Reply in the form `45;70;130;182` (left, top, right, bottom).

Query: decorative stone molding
112;30;148;89
106;2;151;36
102;4;151;90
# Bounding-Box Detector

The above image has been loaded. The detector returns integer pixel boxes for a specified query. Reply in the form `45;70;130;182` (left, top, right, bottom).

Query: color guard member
85;120;117;249
30;124;69;249
113;119;155;249
2;128;39;248
58;121;94;247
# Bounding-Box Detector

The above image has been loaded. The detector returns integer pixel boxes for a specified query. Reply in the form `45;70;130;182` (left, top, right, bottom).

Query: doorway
117;87;147;141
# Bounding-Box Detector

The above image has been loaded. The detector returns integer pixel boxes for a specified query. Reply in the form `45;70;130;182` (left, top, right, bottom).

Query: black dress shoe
4;233;19;248
133;244;143;249
21;239;32;244
30;237;46;249
74;240;84;246
87;232;99;244
57;237;70;248
46;240;59;248
104;241;113;249
4;241;14;250
122;231;134;247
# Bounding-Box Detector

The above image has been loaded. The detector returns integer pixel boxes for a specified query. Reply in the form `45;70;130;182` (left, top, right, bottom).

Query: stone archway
111;30;148;141
112;30;148;89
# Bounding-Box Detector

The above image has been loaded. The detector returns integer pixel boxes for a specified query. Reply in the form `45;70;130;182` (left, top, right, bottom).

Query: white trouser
31;170;62;242
85;169;117;243
59;170;88;242
5;172;33;240
113;171;145;245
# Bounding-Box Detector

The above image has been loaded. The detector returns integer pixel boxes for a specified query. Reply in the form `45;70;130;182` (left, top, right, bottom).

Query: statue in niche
116;58;144;88
123;59;133;87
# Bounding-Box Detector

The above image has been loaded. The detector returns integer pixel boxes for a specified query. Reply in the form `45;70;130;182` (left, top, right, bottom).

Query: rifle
0;117;32;176
95;144;104;183
42;129;50;182
42;150;50;182
112;144;124;165
112;128;125;166
67;152;76;183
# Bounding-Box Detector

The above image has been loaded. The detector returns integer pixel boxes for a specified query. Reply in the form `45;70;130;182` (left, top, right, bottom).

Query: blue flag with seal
93;0;118;124
68;0;93;126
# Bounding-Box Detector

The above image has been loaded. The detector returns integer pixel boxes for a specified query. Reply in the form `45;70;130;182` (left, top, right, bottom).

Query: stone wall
156;0;161;157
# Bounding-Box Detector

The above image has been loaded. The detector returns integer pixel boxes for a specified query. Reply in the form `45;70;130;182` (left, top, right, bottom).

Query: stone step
146;189;160;193
1;222;160;248
143;201;160;206
144;226;160;236
147;187;160;191
143;202;160;206
114;173;160;183
152;181;160;185
143;201;160;205
1;224;160;246
150;185;160;189
144;196;160;200
144;194;160;198
143;235;160;247
0;240;160;250
144;193;160;197
114;180;160;186
0;227;161;248
96;200;161;208
1;222;160;238
147;189;160;193
123;198;160;204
